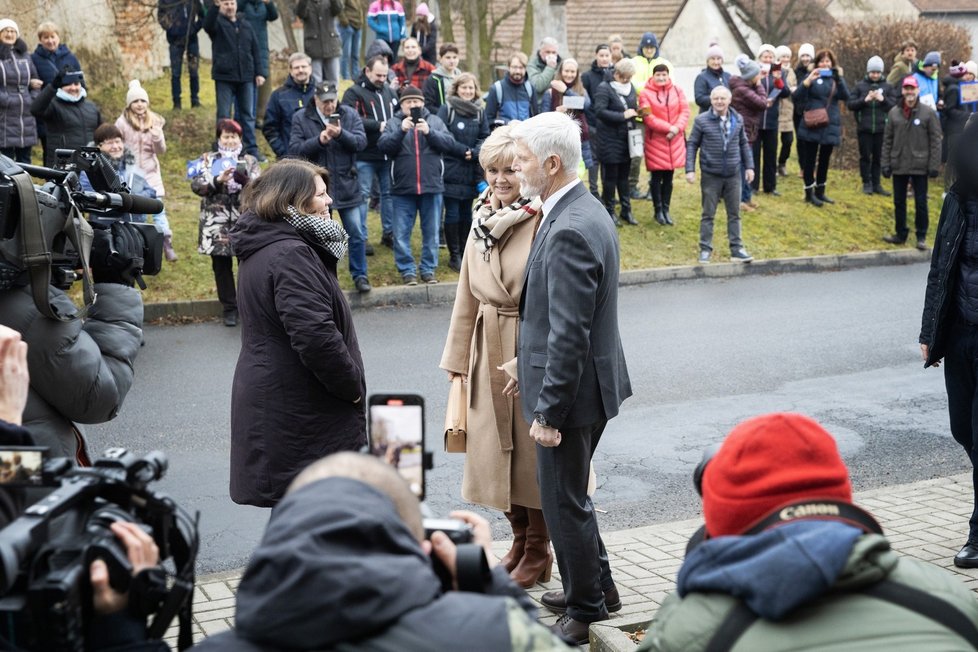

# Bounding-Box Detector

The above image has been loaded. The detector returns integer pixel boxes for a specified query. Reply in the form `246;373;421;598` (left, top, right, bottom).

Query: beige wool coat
779;67;797;133
440;211;541;511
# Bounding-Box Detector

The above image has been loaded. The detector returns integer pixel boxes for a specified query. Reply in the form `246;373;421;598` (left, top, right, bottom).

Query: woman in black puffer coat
437;72;489;272
792;48;850;207
0;20;41;163
593;58;640;225
30;68;100;167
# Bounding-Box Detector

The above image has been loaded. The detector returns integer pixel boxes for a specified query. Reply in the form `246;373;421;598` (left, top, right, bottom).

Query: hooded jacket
296;0;343;60
422;64;458;112
367;0;406;44
227;213;367;507
30;43;81;88
527;50;562;102
592;79;638;164
377;107;454;195
192;477;568;652
288;102;366;209
631;33;673;89
640;76;689;171
0;38;39;149
581;59;614;126
729;75;767;143
262;75;315;158
341;71;399;161
638;521;978;651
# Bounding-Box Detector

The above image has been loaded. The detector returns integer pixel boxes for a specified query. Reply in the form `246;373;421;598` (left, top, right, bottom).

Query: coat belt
472;303;520;452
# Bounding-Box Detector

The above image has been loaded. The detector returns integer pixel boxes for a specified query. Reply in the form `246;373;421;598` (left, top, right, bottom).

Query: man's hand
319;128;332;144
685;172;696;184
929;169;940;179
424;511;496;589
401;116;414;132
545;54;558;68
882;166;892;179
745;169;755;184
90;522;160;615
415;118;430;135
530;420;561;447
921;343;940;367
0;326;28;426
256;75;266;87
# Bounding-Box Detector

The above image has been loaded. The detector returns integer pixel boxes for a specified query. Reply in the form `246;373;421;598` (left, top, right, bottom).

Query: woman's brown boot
499;505;529;572
510;508;553;588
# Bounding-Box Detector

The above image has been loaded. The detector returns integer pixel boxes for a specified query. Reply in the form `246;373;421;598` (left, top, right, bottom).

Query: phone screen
328;113;341;126
819;68;833;77
0;447;47;486
368;394;425;499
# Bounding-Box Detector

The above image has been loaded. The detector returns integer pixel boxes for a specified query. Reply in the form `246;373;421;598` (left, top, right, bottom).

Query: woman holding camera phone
190;119;261;327
229;159;367;508
439;125;553;589
792;49;850;207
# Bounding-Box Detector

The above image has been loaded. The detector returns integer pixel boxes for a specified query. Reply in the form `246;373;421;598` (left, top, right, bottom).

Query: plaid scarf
284;205;348;261
470;188;542;260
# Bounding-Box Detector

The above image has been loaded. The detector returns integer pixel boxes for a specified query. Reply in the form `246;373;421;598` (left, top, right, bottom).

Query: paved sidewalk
168;472;978;648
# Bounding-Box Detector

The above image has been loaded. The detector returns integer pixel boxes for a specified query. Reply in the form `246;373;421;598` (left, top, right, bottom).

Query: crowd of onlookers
2;0;977;305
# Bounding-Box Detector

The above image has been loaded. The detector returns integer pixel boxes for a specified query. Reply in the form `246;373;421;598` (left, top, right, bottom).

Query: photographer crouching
0;150;149;463
0;324;173;652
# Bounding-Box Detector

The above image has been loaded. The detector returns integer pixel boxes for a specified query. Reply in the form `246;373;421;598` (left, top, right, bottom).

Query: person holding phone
440;125;549;590
190;118;261;326
228;159;367;508
792;48;850;207
847;55;896;196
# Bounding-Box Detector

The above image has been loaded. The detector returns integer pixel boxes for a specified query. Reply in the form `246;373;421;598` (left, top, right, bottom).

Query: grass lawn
83;63;941;304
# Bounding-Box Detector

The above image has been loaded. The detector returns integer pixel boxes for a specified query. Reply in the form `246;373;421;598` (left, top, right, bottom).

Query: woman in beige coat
439;125;549;589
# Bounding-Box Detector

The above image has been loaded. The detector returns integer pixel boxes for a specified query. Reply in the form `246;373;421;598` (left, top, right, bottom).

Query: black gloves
51;65;69;89
929;169;940;179
90;221;145;287
882;167;892;179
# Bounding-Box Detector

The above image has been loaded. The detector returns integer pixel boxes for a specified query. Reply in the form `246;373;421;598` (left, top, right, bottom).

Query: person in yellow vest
628;32;672;199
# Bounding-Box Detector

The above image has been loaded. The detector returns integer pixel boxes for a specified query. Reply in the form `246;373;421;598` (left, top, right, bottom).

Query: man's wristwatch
534;413;551;428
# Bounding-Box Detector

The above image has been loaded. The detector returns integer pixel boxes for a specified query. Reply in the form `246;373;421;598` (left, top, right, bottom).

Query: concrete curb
143;248;930;322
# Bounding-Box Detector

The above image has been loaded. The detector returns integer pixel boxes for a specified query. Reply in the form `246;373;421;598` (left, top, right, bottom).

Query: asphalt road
86;261;964;574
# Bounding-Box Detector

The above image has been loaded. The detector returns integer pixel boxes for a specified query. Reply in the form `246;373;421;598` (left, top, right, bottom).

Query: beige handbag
443;376;467;452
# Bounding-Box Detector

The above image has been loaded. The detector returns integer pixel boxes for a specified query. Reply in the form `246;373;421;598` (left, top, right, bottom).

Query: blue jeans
338;24;362;80
392;193;439;277
168;36;200;106
356;159;393;241
215;81;258;156
335;205;367;279
443;197;472;227
151;208;172;236
741;173;753;204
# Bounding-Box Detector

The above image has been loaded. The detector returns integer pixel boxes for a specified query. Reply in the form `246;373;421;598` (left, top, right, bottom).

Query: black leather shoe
954;542;978;568
541;586;621;614
550;614;592;646
223;310;238;327
882;234;906;245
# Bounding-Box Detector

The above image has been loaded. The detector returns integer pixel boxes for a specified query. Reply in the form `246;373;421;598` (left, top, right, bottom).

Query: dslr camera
0;447;198;651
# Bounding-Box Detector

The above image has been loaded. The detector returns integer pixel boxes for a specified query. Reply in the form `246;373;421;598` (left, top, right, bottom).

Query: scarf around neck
446;95;482;118
285;205;348;261
57;87;87;103
471;189;542;260
610;80;632;96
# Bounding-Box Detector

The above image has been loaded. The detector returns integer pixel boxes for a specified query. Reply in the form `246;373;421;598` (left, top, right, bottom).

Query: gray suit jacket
517;181;632;430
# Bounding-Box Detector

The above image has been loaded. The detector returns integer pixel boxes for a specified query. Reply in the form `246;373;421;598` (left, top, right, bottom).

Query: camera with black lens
0;447;198;651
0;150;163;306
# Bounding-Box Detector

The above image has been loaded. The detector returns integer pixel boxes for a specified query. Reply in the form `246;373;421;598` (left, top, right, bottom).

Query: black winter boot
804;184;824;207
445;223;462;272
815;183;834;204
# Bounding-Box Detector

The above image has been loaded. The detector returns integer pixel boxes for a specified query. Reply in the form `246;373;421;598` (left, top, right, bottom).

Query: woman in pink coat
639;63;689;226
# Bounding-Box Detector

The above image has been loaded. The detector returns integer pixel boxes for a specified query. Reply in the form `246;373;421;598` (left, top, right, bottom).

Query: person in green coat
638;412;978;652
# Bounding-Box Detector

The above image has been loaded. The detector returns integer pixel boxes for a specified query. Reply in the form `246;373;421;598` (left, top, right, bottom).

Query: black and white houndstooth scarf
284;205;349;260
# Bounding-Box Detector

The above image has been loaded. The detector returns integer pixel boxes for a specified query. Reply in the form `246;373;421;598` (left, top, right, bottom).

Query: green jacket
638;534;978;652
882;100;943;176
887;54;914;86
631;55;674;91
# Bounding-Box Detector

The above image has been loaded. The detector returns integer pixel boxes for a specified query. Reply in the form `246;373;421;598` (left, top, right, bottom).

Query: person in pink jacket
115;79;177;262
639;63;689;226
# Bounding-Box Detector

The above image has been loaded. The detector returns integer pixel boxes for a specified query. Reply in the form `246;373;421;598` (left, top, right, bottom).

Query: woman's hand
29;78;42;90
623;108;637;120
550;79;567;94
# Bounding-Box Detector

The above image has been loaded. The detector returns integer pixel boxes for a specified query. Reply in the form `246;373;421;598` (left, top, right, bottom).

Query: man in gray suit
509;112;633;646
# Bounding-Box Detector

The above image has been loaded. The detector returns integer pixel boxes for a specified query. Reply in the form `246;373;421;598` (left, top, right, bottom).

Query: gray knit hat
737;54;761;81
866;56;884;73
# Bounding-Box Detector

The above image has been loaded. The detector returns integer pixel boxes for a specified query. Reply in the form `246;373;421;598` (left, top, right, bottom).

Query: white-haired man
508;111;633;646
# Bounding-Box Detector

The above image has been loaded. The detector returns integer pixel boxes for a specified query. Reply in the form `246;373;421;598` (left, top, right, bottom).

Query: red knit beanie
702;413;852;537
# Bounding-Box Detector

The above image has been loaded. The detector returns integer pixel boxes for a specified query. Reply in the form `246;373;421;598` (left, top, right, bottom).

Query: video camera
0;149;164;317
0;447;198;651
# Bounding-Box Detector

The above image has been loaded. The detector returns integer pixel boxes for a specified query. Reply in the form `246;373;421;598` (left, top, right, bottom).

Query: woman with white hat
0;19;42;163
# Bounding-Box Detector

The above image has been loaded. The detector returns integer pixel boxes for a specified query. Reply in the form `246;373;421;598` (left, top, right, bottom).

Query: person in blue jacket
30;21;82;161
485;52;536;127
377;84;454;285
263;53;315;158
693;43;730;113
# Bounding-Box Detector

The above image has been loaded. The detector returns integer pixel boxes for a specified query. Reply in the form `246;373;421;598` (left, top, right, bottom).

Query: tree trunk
281;1;300;53
440;0;455;46
464;0;484;87
521;0;534;58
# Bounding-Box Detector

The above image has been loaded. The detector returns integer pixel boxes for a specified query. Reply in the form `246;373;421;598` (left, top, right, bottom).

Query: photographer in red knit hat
636;413;978;652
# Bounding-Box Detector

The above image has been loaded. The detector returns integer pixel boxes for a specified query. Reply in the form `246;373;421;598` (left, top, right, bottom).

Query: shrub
814;17;972;169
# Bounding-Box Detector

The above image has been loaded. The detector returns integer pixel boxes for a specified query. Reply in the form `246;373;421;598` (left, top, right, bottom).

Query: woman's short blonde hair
449;72;482;99
478;124;519;171
37;22;60;39
614;58;636;79
241;159;330;222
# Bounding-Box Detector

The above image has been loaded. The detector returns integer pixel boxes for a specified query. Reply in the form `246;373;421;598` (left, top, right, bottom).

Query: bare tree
461;0;527;87
724;0;832;46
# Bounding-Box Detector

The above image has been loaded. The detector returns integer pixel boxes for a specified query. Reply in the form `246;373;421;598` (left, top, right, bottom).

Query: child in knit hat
115;80;177;261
